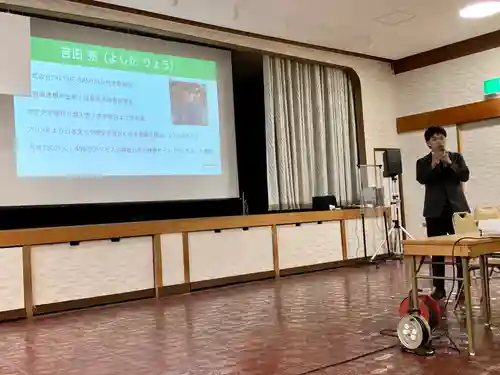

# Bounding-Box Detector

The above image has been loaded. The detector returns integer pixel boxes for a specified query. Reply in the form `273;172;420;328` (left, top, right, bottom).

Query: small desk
403;233;500;356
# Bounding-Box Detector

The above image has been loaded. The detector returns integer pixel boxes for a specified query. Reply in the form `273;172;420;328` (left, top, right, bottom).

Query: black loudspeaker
312;195;338;211
383;149;402;178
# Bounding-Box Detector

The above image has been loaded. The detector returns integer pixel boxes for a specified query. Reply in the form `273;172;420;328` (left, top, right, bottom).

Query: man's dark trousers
425;206;463;291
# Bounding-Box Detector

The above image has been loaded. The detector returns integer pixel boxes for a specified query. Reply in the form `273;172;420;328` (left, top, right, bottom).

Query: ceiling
97;0;500;59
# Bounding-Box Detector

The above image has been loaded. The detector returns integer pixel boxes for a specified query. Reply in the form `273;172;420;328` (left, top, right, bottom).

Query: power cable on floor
295;343;398;375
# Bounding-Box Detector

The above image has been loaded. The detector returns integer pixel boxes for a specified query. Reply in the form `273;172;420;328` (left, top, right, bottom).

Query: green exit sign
484;78;500;95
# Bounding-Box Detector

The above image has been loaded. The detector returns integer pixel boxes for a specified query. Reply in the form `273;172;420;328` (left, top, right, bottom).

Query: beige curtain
263;56;359;210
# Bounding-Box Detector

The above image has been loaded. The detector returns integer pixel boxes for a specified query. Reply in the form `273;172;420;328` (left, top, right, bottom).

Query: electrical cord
440;236;490;354
379;235;496;354
355;213;362;258
378;258;427;340
443;237;462;309
444;235;495;307
378;240;462;349
295;342;398;375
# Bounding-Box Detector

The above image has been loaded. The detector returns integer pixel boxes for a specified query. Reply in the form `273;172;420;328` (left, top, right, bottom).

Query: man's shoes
431;288;446;300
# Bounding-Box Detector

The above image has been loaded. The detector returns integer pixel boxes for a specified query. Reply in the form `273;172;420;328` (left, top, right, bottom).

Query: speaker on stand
371;148;414;262
356;163;385;261
382;149;403;179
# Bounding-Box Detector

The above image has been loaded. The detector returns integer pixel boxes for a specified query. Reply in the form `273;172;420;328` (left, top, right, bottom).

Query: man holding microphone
416;126;471;301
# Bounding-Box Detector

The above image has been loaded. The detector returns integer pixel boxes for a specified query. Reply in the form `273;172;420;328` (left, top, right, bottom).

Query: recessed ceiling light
460;1;500;19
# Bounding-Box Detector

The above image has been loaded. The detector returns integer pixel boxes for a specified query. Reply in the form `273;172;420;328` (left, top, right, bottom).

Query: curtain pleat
264;55;359;210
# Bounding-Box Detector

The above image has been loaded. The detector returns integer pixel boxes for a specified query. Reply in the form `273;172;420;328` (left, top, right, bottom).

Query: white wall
189;227;274;282
396;48;500;235
160;233;185;286
0;247;24;311
32;238;153;305
278;222;343;268
9;0;399;165
460;119;500;211
345;217;387;258
396;47;500;116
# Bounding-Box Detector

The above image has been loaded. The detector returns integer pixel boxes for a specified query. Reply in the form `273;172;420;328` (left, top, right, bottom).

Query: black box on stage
383;149;402;178
312;195;338;211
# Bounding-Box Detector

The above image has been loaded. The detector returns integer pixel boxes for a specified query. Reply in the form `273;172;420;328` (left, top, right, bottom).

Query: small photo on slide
169;80;208;126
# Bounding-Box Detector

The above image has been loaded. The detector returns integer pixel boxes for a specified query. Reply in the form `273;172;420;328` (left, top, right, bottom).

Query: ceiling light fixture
460;1;500;19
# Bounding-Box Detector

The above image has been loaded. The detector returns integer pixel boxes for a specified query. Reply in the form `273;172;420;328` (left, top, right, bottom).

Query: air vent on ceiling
373;11;415;26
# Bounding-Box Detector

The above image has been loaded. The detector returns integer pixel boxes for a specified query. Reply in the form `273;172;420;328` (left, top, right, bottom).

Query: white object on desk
478;219;500;237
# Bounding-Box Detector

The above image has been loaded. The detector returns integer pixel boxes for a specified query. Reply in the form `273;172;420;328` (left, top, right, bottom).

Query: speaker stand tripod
371;177;414;262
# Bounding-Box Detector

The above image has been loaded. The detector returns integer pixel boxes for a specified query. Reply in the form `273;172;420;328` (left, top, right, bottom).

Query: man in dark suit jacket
416;126;470;300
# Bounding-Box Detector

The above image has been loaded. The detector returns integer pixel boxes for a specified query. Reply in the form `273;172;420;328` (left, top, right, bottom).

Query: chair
474;206;500;220
453;210;500;309
474;206;500;268
452;211;480;279
453;212;479;235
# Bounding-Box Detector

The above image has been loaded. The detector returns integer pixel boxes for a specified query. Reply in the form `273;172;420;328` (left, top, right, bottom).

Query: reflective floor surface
2;261;500;375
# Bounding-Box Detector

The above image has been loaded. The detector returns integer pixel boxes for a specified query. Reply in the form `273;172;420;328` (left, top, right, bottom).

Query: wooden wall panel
0;209;393;322
397;98;500;133
393;29;500;74
0;209;389;248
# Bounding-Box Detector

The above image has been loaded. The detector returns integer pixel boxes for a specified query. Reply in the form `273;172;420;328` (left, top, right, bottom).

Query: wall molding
0;308;25;322
34;289;155;315
397;98;500;134
0;208;388;247
393;29;500;74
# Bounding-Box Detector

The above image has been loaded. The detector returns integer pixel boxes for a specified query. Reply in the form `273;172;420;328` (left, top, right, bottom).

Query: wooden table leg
410;256;419;310
462;257;476;356
479;255;492;328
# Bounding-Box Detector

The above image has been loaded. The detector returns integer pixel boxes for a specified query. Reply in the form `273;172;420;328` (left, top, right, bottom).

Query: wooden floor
1;261;500;375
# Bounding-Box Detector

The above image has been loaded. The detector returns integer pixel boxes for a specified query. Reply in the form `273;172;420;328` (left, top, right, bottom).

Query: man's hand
441;152;452;166
431;152;442;168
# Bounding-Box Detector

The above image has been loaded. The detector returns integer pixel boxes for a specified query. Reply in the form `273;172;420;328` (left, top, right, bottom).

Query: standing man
416;126;470;300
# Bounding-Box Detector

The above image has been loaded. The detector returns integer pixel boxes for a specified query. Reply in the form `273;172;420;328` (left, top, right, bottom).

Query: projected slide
14;37;221;177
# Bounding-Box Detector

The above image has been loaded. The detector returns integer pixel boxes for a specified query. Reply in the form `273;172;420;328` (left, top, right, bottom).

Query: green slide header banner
31;37;217;80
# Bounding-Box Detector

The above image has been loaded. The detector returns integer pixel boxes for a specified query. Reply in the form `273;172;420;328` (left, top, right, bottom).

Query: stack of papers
478;219;500;237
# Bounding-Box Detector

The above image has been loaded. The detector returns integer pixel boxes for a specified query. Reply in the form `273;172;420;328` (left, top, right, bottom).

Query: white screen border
0;18;239;206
